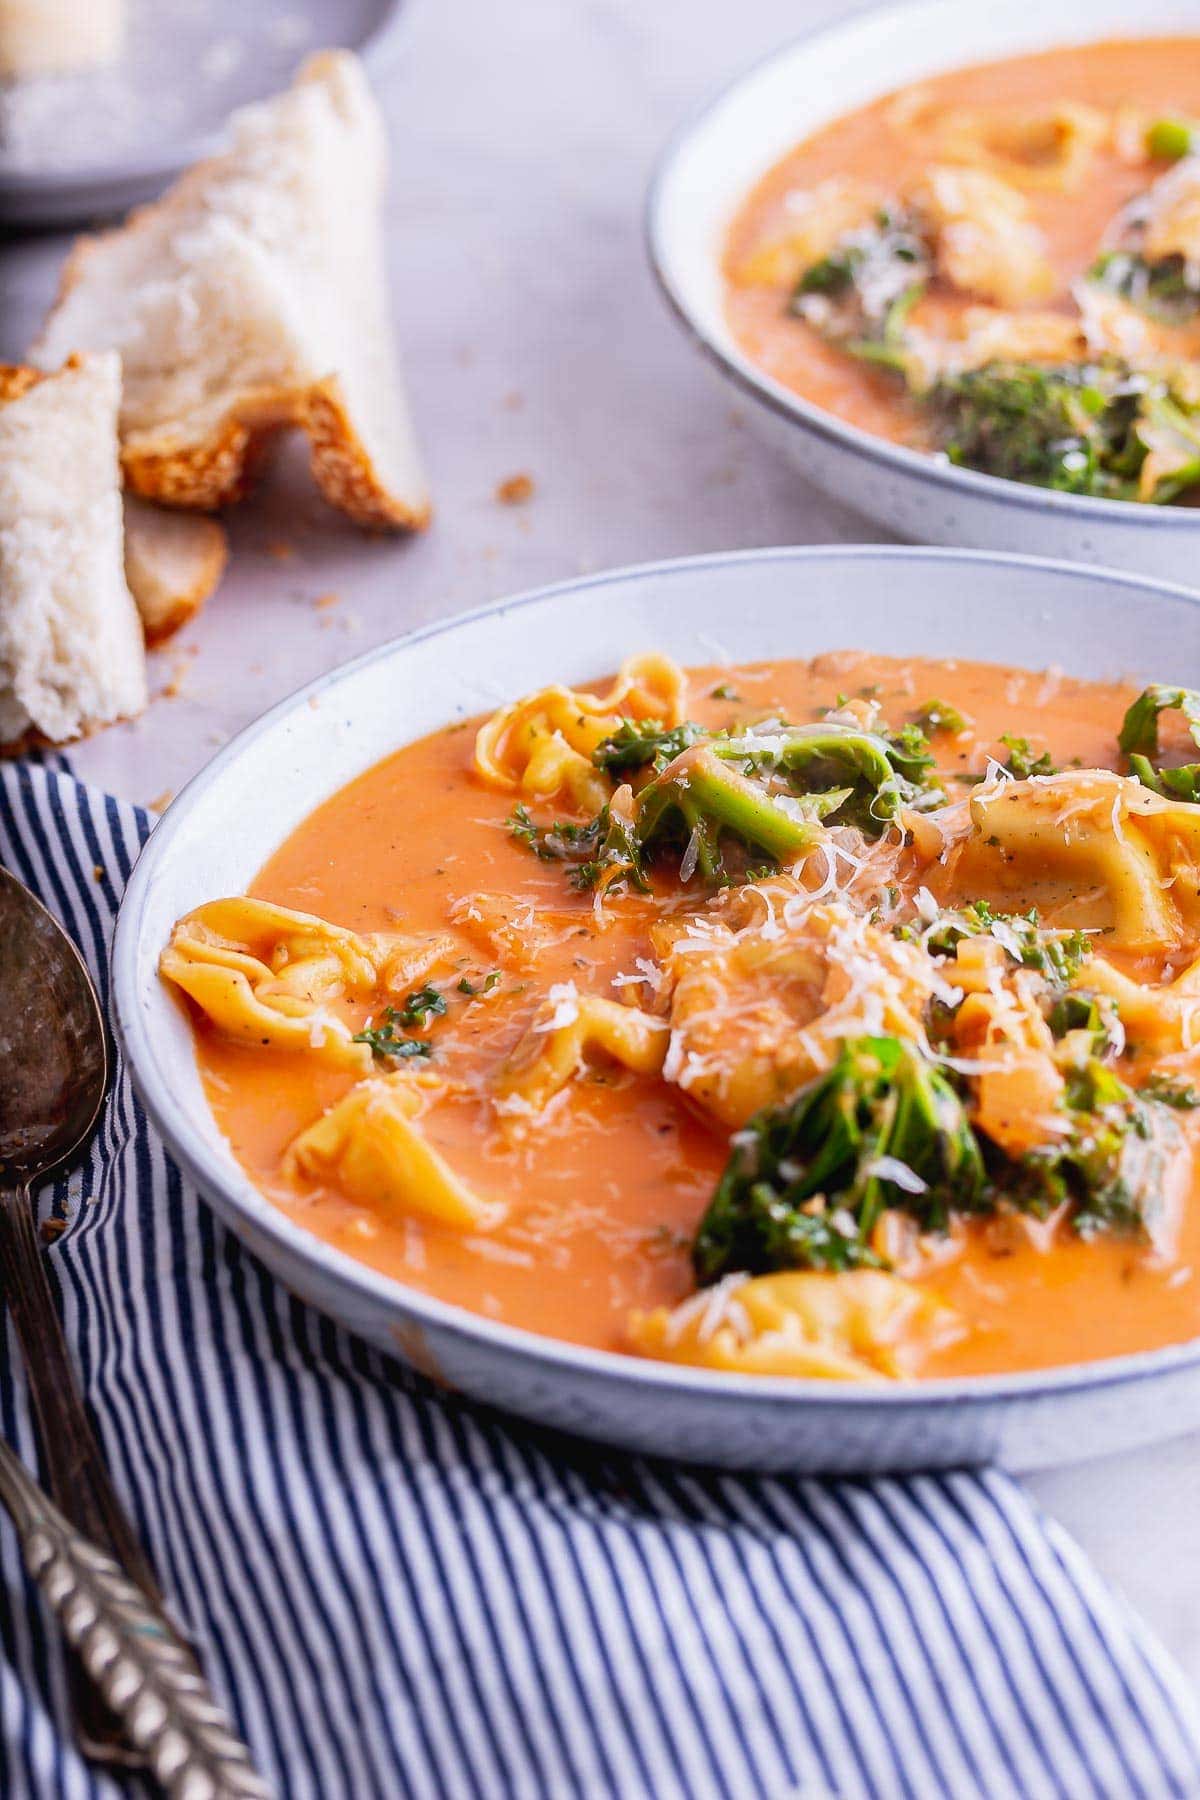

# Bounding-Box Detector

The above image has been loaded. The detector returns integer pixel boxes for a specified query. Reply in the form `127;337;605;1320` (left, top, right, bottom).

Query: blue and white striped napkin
2;759;1199;1800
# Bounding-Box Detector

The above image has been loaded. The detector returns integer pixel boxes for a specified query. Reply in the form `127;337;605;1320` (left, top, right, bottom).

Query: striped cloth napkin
2;760;1199;1800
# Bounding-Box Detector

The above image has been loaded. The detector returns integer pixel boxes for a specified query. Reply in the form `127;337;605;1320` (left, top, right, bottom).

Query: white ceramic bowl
113;547;1200;1474
647;0;1200;585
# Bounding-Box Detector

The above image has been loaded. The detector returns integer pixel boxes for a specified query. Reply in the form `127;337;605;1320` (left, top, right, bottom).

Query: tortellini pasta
628;1271;960;1381
912;166;1057;307
730;176;888;289
653;899;943;1129
889;96;1109;193
951;940;1067;1156
160;897;453;1069
496;989;668;1118
284;1072;499;1230
1081;953;1200;1057
960;771;1200;952
474;653;686;810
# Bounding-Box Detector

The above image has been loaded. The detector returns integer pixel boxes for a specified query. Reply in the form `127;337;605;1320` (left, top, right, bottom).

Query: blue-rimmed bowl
113;546;1200;1473
647;0;1200;585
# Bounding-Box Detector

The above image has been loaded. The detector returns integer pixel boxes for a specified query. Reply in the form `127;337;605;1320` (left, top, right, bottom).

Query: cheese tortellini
889;97;1109;193
653;898;943;1129
628;1271;960;1381
160;897;453;1069
731;176;888;289
473;653;686;811
960;771;1200;952
912;166;1057;306
284;1073;499;1230
495;989;668;1118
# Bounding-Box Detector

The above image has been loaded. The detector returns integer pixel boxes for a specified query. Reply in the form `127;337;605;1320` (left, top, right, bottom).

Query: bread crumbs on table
496;473;535;505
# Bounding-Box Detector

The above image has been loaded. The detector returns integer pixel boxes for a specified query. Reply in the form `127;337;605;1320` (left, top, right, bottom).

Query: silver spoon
0;866;270;1796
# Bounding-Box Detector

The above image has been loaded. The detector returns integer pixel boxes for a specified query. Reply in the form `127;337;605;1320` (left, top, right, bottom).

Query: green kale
999;733;1057;778
1141;1072;1200;1110
915;698;968;736
1133;391;1200;502
1118;684;1200;802
930;360;1152;497
693;1036;987;1281
918;900;1091;985
508;801;648;892
790;207;931;372
1008;1060;1185;1244
633;744;827;885
712;716;942;839
1089;249;1200;325
591;718;704;775
508;803;589;861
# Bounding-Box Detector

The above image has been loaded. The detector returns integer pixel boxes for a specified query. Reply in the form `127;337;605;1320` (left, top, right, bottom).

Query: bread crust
116;379;432;529
33;56;432;533
122;500;229;645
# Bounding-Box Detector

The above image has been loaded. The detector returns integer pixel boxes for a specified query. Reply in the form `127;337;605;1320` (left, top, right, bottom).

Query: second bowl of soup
649;0;1200;580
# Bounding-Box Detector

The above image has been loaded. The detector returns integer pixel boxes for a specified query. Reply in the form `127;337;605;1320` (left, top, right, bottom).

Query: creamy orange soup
724;40;1200;499
169;653;1200;1383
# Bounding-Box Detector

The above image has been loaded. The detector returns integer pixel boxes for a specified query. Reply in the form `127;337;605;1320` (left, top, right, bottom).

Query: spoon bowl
0;866;265;1783
0;869;108;1183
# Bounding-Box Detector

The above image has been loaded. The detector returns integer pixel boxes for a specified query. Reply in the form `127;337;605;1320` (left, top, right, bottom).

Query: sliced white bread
0;354;147;750
0;0;124;80
33;51;430;531
123;495;227;644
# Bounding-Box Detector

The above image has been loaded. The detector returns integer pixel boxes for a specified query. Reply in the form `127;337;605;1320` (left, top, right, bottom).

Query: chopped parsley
591;718;704;775
458;971;502;996
352;1009;435;1061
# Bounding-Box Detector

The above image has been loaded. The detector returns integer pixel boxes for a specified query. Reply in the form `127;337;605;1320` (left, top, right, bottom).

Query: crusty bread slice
0;354;147;750
123;495;227;644
0;0;123;80
32;51;429;531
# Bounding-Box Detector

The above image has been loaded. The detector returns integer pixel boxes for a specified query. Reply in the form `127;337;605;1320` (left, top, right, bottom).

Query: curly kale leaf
591;718;705;775
712;717;942;839
930;361;1153;497
999;734;1057;779
1090;248;1200;325
693;1037;987;1282
508;802;648;892
903;899;1092;986
1118;684;1200;802
790;207;931;373
633;745;829;885
1008;1061;1186;1246
915;698;968;736
930;359;1200;504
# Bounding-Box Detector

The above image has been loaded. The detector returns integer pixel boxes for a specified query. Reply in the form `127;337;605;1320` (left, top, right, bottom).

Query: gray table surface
2;0;1197;1693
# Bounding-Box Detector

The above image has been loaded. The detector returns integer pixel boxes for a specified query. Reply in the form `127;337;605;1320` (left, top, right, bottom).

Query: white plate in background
0;0;410;228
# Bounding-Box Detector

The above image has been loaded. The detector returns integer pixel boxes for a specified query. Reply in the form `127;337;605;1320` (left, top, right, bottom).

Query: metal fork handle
0;1180;162;1762
0;1436;271;1797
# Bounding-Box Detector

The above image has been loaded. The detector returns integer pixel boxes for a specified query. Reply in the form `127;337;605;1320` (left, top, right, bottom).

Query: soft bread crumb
0;354;147;750
123;495;227;644
33;51;430;531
